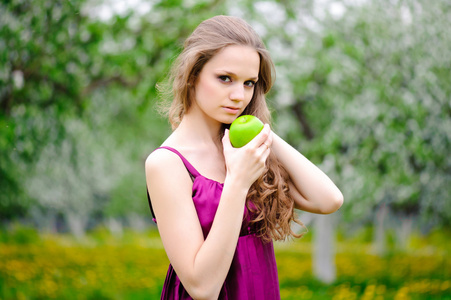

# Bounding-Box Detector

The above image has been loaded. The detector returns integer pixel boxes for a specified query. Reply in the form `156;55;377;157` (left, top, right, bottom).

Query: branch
82;75;141;96
292;100;315;140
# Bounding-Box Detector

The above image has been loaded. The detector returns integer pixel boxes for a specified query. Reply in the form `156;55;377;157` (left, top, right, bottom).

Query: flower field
1;225;450;300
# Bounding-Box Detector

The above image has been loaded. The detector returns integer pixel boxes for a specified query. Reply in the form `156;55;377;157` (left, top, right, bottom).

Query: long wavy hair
159;15;305;242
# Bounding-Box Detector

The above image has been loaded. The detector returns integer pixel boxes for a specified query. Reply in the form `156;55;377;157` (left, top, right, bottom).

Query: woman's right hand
222;124;273;190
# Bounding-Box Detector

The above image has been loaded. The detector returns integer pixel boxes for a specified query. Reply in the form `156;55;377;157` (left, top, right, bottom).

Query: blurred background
1;0;450;299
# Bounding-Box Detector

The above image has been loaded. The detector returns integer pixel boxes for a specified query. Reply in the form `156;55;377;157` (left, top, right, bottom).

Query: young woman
145;15;343;300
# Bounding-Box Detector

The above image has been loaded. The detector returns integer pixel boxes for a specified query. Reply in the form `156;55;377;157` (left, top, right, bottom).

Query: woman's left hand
222;124;273;191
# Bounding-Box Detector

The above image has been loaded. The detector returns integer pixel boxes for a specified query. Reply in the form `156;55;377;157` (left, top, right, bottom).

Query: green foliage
0;0;227;226
316;1;451;224
1;0;101;217
2;0;450;231
235;0;451;225
0;223;41;245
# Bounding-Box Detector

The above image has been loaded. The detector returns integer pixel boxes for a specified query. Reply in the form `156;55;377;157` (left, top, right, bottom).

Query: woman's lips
223;106;240;114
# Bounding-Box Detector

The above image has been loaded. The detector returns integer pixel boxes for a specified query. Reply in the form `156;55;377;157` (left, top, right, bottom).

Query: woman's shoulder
146;132;179;168
145;145;180;173
145;130;196;174
145;145;195;194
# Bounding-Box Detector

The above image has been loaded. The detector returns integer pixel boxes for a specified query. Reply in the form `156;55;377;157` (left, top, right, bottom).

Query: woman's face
192;45;260;125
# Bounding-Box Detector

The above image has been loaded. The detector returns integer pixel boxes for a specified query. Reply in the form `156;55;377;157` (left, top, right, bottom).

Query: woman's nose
229;84;245;101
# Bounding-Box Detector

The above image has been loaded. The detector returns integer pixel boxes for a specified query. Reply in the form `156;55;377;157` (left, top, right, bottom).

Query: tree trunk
29;207;58;234
106;217;124;237
66;212;87;239
127;213;148;232
395;214;413;250
313;214;336;283
373;203;388;255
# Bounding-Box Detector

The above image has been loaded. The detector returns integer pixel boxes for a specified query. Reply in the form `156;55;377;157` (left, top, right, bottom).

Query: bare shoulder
145;148;178;172
145;147;192;192
145;148;183;178
145;147;197;235
145;132;185;173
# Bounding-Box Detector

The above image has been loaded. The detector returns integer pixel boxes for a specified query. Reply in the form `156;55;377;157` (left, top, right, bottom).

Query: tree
293;0;451;227
227;0;451;282
1;0;114;221
0;0;227;233
270;0;451;245
225;0;342;283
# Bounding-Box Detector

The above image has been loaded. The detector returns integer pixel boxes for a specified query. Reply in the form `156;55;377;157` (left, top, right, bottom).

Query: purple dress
147;146;280;299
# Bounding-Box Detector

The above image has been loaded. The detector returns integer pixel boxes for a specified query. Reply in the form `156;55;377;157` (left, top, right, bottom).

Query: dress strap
147;146;201;223
146;189;157;223
155;146;201;178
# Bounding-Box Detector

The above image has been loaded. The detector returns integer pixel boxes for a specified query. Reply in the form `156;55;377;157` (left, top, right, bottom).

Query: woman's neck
174;113;224;150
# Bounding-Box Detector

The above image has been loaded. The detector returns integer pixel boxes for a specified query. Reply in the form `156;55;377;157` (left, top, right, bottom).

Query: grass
0;224;450;299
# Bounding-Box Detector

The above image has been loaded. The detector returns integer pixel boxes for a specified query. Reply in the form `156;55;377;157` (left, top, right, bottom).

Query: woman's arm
270;132;343;214
145;126;272;299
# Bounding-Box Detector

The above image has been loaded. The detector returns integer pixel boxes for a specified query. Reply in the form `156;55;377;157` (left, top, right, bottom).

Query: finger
261;142;272;161
259;132;273;153
258;140;270;155
265;143;272;158
222;129;232;150
254;139;271;166
254;149;271;179
258;128;273;155
265;129;273;148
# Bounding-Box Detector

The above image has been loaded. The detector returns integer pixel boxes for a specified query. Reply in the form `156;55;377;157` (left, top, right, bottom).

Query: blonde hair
159;15;304;241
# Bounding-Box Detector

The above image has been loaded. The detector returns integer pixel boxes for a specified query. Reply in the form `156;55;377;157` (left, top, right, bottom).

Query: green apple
229;115;264;148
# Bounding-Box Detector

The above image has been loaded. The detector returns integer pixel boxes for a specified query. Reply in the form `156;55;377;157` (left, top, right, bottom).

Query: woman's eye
218;75;231;82
244;80;256;88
